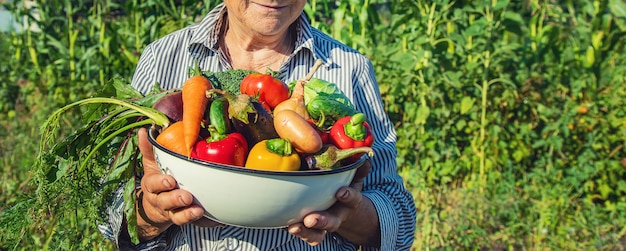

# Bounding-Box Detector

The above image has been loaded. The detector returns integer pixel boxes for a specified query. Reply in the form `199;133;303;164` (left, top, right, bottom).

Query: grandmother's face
224;0;306;36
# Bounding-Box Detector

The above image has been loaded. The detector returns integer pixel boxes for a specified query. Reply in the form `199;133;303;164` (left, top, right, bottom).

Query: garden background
1;0;626;250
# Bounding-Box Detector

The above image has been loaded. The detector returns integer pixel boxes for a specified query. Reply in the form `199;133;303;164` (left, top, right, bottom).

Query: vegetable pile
155;60;375;171
29;59;374;243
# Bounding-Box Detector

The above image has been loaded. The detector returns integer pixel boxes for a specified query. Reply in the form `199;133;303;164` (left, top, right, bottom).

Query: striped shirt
100;3;416;251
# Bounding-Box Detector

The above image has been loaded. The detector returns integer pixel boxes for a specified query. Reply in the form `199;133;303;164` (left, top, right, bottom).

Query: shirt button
222;236;240;250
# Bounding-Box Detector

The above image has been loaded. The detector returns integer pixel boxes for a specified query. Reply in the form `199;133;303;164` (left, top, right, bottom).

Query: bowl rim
147;125;366;176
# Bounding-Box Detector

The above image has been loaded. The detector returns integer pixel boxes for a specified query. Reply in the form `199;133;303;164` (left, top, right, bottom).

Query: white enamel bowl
147;126;364;228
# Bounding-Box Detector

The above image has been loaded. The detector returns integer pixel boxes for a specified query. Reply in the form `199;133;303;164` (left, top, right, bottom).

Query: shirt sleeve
352;59;417;250
97;183;126;246
131;44;157;96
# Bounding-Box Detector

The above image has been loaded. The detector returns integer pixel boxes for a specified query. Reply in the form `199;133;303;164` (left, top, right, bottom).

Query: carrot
272;59;323;119
273;109;323;154
156;121;188;156
182;62;213;157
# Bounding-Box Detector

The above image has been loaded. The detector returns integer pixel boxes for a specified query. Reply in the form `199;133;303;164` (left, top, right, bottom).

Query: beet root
152;91;184;123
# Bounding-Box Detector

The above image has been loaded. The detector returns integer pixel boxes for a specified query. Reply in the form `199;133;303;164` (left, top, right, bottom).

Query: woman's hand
135;128;220;242
286;159;381;247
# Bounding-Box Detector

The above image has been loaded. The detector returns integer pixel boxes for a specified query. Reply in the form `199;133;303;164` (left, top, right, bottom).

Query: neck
220;18;294;72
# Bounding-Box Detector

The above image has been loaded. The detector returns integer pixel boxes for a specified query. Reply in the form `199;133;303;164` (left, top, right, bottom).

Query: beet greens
30;78;171;244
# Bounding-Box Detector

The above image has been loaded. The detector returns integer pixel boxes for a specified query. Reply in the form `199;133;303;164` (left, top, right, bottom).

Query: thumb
138;127;158;174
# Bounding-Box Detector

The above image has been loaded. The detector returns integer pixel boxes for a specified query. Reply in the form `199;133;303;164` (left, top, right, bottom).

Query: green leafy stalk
78;119;153;173
42;97;169;139
124;175;140;244
96;110;145;138
27;82;172;246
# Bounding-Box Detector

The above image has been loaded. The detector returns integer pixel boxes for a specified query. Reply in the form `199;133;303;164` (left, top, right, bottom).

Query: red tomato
240;73;290;111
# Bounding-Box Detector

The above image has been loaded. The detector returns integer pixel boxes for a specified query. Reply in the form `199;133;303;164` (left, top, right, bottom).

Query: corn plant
0;0;216;249
372;0;626;249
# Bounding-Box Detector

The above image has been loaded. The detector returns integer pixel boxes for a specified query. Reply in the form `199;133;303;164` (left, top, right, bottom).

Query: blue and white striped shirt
100;4;416;251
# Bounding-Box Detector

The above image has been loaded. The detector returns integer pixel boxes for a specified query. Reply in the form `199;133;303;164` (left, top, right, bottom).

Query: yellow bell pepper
245;139;301;171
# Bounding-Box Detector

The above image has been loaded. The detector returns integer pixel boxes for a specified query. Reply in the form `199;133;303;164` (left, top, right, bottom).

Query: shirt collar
293;13;332;67
189;3;226;51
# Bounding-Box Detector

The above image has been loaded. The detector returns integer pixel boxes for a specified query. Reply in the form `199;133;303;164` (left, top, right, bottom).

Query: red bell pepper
329;113;374;163
191;97;248;166
191;126;249;167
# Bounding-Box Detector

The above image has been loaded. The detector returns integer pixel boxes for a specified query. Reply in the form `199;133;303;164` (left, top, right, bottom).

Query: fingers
138;184;206;229
140;183;205;226
141;171;177;194
324;187;363;231
138;190;203;227
135;128;219;239
167;204;205;225
137;127;179;195
287;186;363;245
305;187;362;231
137;127;204;224
287;223;327;246
147;188;195;212
335;186;363;209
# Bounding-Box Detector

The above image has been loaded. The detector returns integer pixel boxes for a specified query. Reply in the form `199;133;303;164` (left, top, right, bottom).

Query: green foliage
1;78;171;249
356;0;625;249
2;0;626;250
0;0;218;249
306;0;626;249
203;69;258;95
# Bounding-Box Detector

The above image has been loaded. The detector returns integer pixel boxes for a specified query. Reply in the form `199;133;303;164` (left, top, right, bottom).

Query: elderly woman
99;0;416;250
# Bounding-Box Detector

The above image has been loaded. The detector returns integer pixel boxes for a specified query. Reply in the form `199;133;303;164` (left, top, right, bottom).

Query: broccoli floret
202;69;257;95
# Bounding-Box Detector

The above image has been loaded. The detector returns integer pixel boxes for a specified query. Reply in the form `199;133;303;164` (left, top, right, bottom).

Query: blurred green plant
363;0;626;249
0;0;219;249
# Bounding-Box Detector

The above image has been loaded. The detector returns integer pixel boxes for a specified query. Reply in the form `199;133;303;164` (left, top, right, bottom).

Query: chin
249;20;289;35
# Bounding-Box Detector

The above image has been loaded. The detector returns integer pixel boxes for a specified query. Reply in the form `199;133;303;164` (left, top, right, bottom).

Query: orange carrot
156;121;188;156
182;62;212;157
